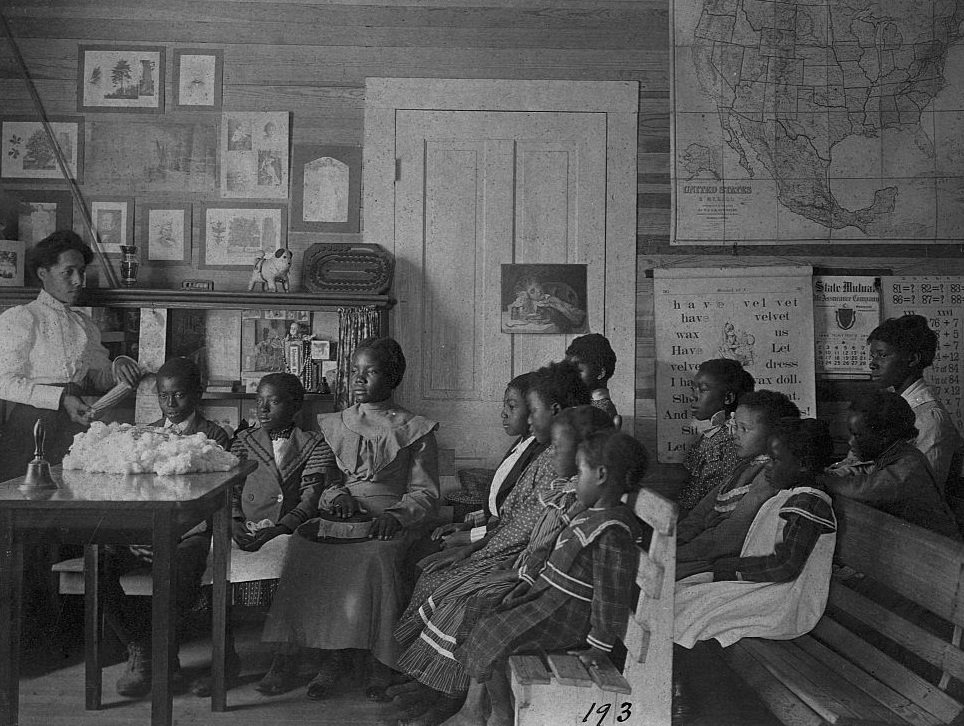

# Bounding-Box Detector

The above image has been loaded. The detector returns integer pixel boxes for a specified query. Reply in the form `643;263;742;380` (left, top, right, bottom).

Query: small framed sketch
0;190;73;243
78;45;165;113
290;145;361;233
501;263;589;335
198;203;286;269
0;240;26;286
89;198;134;255
141;202;191;265
173;48;223;110
0;116;84;182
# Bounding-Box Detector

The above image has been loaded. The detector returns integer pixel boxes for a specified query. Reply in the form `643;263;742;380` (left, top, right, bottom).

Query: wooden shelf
0;287;395;311
203;391;332;400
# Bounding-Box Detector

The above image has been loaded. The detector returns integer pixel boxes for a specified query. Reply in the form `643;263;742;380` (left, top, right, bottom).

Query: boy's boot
116;640;151;697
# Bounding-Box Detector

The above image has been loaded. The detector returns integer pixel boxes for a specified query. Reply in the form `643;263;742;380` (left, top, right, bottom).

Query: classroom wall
2;0;963;472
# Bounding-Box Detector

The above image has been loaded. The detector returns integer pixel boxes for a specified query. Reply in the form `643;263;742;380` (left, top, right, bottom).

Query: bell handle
33;418;46;459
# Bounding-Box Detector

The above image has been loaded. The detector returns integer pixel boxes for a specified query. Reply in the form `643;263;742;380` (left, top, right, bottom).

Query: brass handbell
21;418;58;491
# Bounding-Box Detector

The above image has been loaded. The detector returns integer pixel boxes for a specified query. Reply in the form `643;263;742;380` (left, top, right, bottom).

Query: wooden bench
509;489;677;726
722;496;964;726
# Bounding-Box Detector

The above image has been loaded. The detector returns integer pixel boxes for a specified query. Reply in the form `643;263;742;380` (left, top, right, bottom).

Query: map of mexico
672;0;964;243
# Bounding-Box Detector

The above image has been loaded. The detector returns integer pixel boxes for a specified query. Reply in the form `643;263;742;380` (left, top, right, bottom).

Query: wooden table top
0;461;257;508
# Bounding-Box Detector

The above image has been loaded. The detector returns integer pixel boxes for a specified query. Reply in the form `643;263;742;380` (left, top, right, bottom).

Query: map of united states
672;0;964;243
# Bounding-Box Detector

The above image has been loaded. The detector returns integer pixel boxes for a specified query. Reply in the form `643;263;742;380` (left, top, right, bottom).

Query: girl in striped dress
442;431;649;726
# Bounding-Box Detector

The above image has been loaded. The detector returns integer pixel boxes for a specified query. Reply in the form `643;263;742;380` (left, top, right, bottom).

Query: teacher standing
0;230;141;481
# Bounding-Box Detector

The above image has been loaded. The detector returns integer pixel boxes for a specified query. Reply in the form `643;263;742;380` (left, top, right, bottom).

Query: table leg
0;511;22;726
210;490;231;711
151;514;177;726
83;544;103;710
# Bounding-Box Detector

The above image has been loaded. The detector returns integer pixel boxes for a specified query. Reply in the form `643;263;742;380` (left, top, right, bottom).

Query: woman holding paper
0;230;142;481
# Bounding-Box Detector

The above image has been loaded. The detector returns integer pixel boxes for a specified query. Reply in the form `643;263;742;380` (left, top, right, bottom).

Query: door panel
394;110;607;464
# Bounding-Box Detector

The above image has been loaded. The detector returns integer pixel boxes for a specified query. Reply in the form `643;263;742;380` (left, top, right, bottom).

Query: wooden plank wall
2;0;963;476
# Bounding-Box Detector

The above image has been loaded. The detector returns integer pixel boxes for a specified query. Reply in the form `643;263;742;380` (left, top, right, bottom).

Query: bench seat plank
587;658;632;695
833;499;964;628
724;642;825;726
811;618;963;724
794;633;944;726
829;586;964;683
740;639;906;724
546;654;593;687
509;654;551;686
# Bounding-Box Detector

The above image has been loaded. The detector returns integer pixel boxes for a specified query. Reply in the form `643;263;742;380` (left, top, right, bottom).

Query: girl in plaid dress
442;431;648;726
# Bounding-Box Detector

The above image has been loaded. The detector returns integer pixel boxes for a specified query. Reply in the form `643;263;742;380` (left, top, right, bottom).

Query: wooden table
0;461;257;726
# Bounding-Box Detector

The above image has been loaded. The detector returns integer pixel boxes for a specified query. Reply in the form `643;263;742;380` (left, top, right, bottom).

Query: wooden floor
16;602;780;726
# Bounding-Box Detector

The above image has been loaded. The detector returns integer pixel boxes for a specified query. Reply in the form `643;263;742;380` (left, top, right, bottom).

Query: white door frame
363;77;639;429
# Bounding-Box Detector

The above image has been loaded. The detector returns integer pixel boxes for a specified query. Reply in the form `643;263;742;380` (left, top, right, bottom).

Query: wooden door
392;110;607;463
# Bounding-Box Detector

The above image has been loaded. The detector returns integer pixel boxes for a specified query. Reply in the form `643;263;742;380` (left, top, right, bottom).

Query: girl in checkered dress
443;430;648;726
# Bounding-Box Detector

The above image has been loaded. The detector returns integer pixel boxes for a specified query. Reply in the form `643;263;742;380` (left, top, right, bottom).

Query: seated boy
565;333;619;422
821;390;960;540
865;315;963;498
106;356;230;697
675;390;800;580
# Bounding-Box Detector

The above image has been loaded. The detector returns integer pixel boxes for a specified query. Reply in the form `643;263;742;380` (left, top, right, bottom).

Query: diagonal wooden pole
0;10;119;287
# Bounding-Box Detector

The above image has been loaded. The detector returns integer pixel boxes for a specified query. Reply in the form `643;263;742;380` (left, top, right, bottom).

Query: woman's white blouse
0;289;113;410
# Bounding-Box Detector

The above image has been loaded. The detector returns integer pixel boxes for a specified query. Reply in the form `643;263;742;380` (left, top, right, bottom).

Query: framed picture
141;202;191;265
220;111;290;199
290;145;361;233
500;263;589;335
0;117;84;182
89;198;134;255
198;203;286;269
78;45;165;113
0;190;73;243
0;240;26;286
173;48;223;110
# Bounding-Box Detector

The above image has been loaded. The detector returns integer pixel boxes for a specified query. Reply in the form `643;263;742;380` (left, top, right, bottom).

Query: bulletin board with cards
881;276;964;431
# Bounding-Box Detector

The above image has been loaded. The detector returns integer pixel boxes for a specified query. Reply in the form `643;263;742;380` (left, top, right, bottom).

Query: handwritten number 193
582;702;632;724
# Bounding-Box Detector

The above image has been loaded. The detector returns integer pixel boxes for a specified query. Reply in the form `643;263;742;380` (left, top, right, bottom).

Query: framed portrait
0;117;84;182
0;240;26;287
141;202;191;265
501;263;589;335
78;45;165;113
0;190;73;243
290;145;361;232
172;48;223;110
220;111;290;199
89;198;134;255
198;203;286;269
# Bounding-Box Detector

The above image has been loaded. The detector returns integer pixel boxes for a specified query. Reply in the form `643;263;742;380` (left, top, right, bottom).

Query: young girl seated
677;358;755;514
396;404;614;715
432;372;546;548
565;333;619;421
259;338;440;701
390;361;591;721
866;315;963;497
674;419;838;649
676;390;800;580
443;430;649;726
821;390;960;540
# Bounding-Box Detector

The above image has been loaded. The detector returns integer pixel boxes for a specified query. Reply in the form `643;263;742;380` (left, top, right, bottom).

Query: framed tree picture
141;202;191;265
0;117;84;182
198;203;286;270
78;45;165;113
0;190;73;243
290;145;361;233
89;197;134;255
172;48;224;110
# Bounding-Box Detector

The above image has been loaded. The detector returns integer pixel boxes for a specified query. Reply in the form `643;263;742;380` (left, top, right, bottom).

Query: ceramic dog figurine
248;248;293;292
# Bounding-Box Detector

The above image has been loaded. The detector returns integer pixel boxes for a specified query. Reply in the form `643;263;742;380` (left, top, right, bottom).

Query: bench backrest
811;497;964;724
623;488;677;722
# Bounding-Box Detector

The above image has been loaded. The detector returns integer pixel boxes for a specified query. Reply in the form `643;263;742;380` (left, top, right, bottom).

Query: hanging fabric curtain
335;306;381;410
